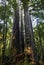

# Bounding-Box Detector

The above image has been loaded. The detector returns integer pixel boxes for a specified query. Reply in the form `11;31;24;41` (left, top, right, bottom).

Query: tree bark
24;6;38;64
12;4;20;54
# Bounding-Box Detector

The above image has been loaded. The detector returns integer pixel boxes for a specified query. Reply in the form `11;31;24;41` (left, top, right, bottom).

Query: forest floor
0;56;44;65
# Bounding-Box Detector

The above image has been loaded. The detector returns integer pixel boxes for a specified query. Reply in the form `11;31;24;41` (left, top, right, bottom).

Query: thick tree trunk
9;1;25;64
12;4;20;54
24;6;38;64
12;0;24;54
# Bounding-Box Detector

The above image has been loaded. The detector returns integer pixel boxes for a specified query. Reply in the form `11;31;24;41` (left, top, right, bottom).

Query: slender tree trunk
2;1;6;64
21;9;25;53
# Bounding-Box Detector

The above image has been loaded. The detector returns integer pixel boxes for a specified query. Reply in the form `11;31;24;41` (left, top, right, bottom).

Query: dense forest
0;0;44;65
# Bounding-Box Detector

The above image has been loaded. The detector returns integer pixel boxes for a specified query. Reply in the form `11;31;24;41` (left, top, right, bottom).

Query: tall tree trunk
2;1;6;64
24;6;38;64
21;9;25;53
12;4;20;54
9;1;25;64
12;0;24;54
19;1;23;53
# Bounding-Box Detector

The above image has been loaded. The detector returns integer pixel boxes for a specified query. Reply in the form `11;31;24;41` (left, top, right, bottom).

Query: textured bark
24;6;38;64
11;0;24;55
9;1;25;64
20;9;24;53
12;4;20;54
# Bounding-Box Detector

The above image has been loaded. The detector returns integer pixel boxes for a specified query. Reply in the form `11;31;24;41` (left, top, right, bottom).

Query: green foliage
0;43;3;55
0;0;13;56
21;0;29;7
8;0;17;10
30;11;44;20
33;22;44;59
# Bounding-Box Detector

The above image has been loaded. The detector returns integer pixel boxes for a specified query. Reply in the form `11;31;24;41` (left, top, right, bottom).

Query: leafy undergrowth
15;59;44;65
6;57;44;65
0;56;44;65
